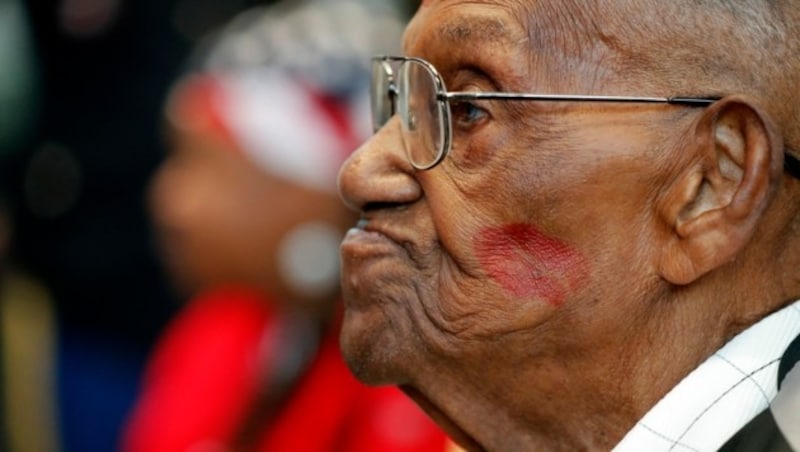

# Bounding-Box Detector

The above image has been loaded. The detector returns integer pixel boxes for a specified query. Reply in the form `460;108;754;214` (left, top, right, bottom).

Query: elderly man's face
339;0;687;399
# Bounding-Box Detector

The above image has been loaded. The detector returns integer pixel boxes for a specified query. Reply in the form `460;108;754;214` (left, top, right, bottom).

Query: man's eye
451;101;488;129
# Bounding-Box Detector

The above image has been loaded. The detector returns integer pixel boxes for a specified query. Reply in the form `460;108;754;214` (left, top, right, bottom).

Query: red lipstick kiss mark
474;223;588;307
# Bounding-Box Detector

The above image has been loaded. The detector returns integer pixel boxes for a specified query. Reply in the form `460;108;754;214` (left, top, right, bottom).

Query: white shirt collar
614;299;800;452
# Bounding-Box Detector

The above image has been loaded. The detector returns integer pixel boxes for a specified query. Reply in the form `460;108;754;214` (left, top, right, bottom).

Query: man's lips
341;219;406;260
339;221;408;310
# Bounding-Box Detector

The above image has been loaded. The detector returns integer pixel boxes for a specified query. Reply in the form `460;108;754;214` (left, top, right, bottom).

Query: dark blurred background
0;1;415;451
0;2;274;451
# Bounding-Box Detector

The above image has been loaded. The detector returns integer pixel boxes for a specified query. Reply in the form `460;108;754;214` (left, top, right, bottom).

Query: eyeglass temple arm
667;98;800;180
784;150;800;179
434;90;800;177
442;92;720;105
667;97;719;106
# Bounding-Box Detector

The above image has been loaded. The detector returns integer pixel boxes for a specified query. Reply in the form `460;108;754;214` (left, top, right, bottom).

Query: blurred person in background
1;0;276;451
122;0;451;451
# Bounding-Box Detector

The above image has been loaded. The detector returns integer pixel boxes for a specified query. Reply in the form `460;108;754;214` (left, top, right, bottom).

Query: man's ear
657;96;784;285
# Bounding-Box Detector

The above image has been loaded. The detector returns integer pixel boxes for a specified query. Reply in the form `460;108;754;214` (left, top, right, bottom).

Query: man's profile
337;0;800;450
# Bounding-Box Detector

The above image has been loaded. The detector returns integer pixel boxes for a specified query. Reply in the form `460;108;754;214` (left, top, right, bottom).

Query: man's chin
339;307;408;386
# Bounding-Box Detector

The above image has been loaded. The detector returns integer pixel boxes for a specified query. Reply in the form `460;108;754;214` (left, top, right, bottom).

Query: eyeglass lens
398;61;445;169
371;58;447;170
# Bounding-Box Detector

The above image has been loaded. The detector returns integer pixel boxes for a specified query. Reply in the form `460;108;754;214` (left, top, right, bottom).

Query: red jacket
122;287;451;451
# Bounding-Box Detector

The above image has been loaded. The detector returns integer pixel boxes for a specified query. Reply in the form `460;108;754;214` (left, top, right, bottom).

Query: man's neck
406;291;753;450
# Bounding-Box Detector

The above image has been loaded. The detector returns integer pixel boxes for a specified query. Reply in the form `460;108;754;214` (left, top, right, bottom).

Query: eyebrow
434;16;523;50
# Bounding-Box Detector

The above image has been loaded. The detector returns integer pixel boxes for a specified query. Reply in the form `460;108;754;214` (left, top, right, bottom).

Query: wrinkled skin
338;0;800;450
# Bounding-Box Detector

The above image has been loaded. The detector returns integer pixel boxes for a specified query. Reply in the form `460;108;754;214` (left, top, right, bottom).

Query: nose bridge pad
389;84;399;113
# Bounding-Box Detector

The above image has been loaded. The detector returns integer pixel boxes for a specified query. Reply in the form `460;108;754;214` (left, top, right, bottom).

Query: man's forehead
404;0;631;56
403;1;528;53
403;0;627;92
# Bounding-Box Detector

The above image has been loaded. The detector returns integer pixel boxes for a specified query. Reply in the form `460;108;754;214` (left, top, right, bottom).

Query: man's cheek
474;223;589;307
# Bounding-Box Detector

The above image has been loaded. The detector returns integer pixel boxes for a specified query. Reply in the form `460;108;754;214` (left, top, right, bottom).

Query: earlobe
658;96;784;285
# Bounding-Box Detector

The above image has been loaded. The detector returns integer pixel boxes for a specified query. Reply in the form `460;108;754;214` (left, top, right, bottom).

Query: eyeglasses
371;55;721;171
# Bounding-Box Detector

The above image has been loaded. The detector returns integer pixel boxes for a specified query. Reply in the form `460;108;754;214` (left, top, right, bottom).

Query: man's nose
337;117;422;213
